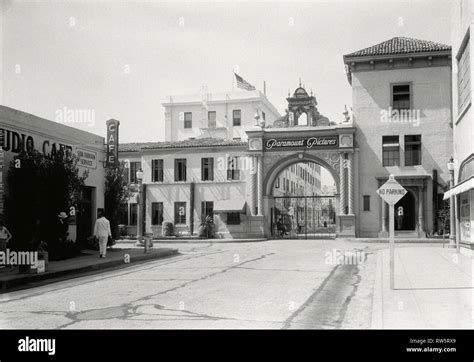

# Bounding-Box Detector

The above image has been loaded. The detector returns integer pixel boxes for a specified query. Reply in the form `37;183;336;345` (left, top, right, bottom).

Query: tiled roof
119;137;247;152
344;37;451;58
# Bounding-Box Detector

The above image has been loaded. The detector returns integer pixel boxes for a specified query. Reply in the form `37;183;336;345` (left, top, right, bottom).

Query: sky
1;0;452;144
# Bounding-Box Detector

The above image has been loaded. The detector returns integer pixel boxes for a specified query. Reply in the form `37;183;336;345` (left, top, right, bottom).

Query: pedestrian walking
94;210;112;258
276;218;283;238
276;217;288;238
0;219;13;270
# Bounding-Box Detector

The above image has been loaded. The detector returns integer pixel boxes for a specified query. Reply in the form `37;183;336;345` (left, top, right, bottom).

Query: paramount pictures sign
264;136;338;151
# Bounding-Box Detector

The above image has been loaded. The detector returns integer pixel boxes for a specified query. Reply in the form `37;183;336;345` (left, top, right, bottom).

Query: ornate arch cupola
273;80;332;128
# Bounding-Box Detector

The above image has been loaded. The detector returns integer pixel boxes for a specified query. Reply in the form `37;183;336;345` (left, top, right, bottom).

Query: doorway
393;190;416;230
77;186;93;243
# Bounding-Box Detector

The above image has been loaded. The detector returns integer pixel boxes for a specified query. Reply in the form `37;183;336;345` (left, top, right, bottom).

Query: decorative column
381;199;387;233
448;165;456;248
339;152;347;215
418;185;424;233
257;155;263;216
249;156;257;216
347;152;354;214
336;150;356;238
189;182;195;235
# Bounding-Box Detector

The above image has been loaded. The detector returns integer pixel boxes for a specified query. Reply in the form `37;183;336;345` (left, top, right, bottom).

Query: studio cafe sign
0;128;73;155
0;128;97;169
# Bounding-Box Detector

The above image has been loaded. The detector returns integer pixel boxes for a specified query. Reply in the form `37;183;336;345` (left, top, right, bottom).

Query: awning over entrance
214;199;247;213
443;177;474;200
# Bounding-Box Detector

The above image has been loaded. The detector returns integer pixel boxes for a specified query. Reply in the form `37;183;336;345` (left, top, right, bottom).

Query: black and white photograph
0;0;473;360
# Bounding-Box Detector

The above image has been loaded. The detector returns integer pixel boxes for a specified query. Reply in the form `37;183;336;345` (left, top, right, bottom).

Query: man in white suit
94;210;112;258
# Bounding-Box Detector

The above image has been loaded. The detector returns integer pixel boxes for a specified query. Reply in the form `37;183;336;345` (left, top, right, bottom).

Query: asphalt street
0;239;382;329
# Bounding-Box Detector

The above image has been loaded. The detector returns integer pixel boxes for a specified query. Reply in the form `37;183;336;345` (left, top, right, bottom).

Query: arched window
297;112;308;126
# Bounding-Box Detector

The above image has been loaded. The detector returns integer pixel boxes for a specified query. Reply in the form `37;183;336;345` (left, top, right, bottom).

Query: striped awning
443;177;474;200
214;199;247;213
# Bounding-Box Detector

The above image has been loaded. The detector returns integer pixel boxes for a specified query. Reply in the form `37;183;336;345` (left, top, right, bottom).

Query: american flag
234;73;256;91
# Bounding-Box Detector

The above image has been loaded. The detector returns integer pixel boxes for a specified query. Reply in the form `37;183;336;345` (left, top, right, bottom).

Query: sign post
376;175;407;290
389;203;395;289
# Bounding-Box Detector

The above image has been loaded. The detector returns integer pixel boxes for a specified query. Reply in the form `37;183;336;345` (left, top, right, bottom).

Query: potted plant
198;215;214;238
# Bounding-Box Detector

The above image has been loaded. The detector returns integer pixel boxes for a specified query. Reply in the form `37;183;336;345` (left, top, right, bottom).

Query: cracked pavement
0;239;381;329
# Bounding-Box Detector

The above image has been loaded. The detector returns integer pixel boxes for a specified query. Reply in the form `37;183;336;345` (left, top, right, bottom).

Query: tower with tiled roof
343;37;452;84
342;36;453;238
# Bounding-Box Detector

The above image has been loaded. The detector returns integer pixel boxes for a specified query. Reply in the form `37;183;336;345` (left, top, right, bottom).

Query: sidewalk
0;247;179;292
371;245;473;329
341;237;446;244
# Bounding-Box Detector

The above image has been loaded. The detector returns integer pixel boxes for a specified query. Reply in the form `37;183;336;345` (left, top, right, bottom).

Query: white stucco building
446;0;474;254
162;90;280;142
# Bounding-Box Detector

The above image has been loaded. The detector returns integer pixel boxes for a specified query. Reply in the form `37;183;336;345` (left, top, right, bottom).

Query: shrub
198;215;214;238
6;146;88;260
162;221;174;237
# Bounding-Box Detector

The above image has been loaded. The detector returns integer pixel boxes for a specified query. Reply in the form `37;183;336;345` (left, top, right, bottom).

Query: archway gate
245;125;357;239
272;195;337;239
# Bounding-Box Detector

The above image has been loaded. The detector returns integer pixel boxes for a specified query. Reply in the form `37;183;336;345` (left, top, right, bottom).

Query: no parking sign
376;177;407;206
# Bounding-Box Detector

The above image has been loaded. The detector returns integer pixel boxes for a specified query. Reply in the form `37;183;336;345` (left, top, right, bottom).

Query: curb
119;238;447;244
370;250;384;329
118;238;268;244
340;238;446;244
0;248;179;293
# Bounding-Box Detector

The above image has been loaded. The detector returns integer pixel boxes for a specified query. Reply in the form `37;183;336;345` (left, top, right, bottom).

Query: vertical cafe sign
106;119;120;167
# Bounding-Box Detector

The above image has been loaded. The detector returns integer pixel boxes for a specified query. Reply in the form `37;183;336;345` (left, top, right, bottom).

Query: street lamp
447;157;456;249
135;168;147;252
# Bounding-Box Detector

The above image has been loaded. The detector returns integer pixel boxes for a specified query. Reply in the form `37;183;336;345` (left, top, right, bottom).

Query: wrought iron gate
272;196;336;239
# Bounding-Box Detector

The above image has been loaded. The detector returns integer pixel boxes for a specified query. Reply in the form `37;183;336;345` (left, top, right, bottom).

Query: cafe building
0;105;106;242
